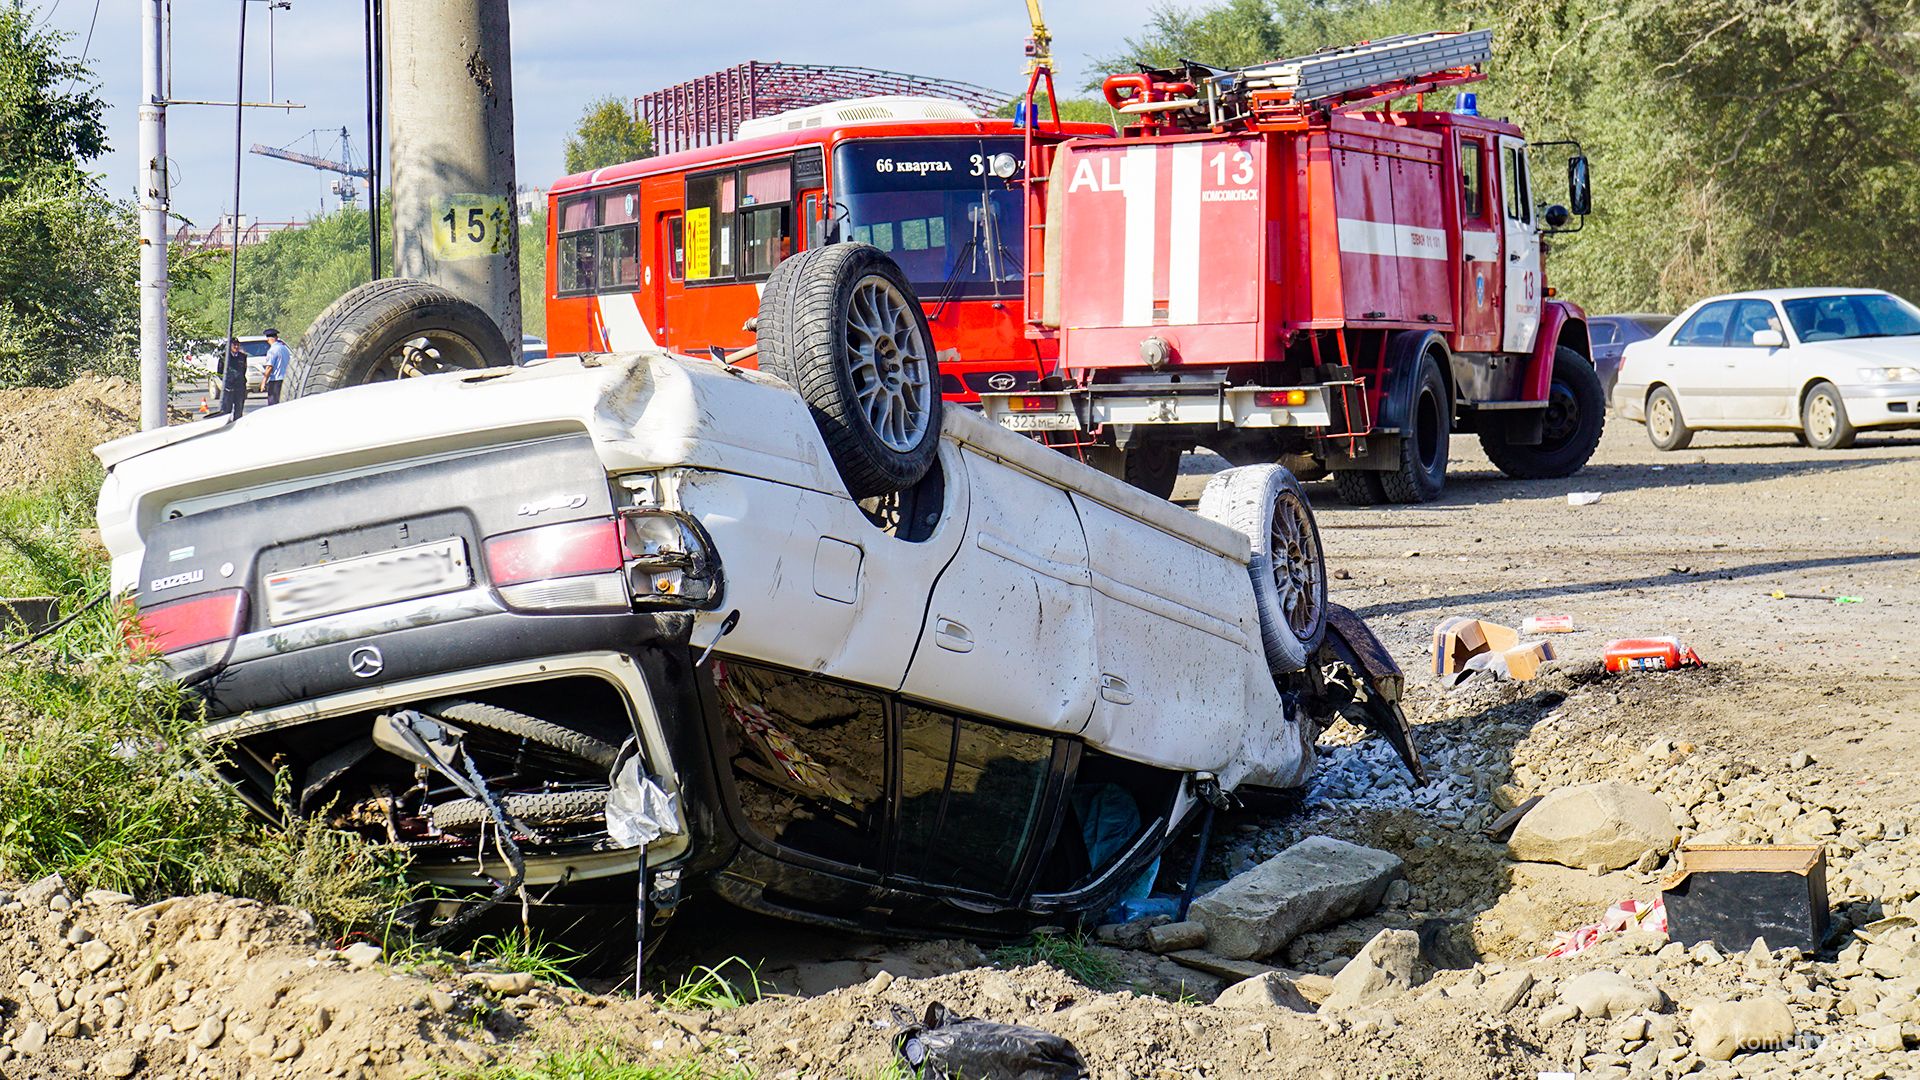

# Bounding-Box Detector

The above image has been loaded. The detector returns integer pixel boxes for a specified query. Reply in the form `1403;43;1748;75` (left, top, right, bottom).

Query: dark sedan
1590;313;1674;400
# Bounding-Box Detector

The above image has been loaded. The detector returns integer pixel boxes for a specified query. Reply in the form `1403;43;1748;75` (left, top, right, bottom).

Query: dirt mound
0;376;142;490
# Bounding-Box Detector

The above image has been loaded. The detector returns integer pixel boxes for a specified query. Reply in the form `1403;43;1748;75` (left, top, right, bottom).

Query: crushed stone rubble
0;660;1913;1079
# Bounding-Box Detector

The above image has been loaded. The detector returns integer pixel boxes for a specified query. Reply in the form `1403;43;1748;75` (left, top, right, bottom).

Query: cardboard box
1661;845;1829;952
1431;617;1557;680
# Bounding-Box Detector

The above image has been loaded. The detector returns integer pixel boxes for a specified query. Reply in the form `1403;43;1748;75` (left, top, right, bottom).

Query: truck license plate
266;538;471;625
999;413;1078;431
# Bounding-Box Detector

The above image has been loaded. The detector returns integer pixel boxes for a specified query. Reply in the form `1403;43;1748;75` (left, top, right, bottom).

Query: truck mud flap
1318;603;1426;784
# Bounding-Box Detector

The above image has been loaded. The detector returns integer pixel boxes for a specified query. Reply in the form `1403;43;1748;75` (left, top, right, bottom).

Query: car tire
1122;441;1181;501
1329;469;1386;506
430;788;608;831
1198;464;1328;673
286;278;511;399
421;699;620;770
1479;347;1606;479
1644;386;1694;451
1801;381;1857;450
1380;350;1449;503
757;244;942;499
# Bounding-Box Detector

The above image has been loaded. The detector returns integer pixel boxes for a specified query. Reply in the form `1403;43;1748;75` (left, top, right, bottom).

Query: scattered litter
1769;591;1863;603
1603;638;1704;672
1432;618;1556;685
1541;897;1667;959
1521;615;1575;634
1662;845;1829;952
893;1003;1087;1080
1566;492;1603;506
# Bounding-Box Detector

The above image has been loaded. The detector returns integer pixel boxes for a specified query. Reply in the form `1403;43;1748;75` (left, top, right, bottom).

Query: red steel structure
636;63;1011;155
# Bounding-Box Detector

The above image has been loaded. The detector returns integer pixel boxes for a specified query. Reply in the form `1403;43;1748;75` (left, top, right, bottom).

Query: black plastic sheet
893;1003;1088;1080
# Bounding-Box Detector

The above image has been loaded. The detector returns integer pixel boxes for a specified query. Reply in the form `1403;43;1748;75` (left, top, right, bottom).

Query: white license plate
999;412;1079;431
266;538;471;625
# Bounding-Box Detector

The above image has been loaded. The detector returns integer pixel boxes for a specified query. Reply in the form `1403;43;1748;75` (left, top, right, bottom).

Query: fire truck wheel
1480;347;1608;477
1329;469;1386;506
757;244;942;499
287;278;511;398
1642;385;1693;451
1122;442;1182;500
1801;381;1857;450
1380;352;1449;503
1198;464;1327;672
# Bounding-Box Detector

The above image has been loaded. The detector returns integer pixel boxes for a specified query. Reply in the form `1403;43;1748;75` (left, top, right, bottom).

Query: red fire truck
977;30;1603;503
544;98;1110;403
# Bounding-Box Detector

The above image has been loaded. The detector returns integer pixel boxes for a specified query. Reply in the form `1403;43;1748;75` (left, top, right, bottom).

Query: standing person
262;328;291;405
213;339;250;418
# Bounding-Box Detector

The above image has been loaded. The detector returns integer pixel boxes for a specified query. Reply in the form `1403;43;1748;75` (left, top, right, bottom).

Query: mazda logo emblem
986;373;1017;391
347;646;384;679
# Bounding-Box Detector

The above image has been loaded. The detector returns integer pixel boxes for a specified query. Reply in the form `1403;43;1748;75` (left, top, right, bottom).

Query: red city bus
545;104;1112;402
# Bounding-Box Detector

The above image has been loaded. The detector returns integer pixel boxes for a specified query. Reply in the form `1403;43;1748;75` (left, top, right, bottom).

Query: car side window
896;706;1054;897
1671;300;1739;347
712;659;886;869
1728;300;1782;348
1589;323;1618;347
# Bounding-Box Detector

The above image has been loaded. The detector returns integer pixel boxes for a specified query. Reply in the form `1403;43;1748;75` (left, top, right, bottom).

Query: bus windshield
832;138;1025;302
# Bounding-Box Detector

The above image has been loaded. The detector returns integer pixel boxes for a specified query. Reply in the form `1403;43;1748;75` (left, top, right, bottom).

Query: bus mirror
1567;156;1591;216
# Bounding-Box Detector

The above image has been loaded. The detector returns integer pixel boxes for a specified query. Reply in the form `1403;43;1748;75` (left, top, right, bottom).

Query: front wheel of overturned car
286;278;512;399
757;244;942;499
1479;347;1606;479
1199;464;1328;673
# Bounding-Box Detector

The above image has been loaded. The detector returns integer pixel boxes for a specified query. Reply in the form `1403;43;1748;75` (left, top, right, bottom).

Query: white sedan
1613;288;1920;450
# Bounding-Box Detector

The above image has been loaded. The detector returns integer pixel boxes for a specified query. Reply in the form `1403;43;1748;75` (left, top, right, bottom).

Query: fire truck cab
983;31;1603;504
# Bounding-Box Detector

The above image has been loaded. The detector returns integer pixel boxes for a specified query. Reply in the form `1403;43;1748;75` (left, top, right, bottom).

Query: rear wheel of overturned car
286;278;512;399
1479;347;1606;479
757;244;942;499
1801;381;1857;450
1198;464;1328;673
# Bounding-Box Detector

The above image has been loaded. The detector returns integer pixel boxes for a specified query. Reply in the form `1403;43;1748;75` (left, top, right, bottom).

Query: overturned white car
96;248;1417;942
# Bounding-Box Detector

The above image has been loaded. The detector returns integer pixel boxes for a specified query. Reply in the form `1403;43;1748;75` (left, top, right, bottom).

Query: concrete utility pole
386;0;521;360
137;0;168;430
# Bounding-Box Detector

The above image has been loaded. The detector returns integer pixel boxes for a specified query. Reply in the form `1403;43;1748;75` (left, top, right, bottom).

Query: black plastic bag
893;1002;1088;1080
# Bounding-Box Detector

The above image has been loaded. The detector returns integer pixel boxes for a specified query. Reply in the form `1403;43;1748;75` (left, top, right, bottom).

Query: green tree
0;9;108;197
563;96;653;175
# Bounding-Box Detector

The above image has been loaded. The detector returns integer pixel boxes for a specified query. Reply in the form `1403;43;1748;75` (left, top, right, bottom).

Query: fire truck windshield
832;138;1025;301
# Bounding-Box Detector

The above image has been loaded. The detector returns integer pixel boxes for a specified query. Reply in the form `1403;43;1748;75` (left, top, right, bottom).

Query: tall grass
0;444;411;929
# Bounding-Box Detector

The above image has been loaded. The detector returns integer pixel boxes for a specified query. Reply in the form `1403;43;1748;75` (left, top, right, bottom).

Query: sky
44;0;1164;229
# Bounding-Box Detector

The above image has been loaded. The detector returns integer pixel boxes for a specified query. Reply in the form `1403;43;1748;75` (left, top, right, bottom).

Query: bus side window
666;215;684;282
686;171;735;281
556;194;596;296
740;161;794;276
597;188;641;292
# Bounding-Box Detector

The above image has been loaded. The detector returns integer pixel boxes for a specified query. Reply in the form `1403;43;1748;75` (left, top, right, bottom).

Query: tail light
130;588;249;670
621;508;723;609
484;519;628;613
1256;390;1310;407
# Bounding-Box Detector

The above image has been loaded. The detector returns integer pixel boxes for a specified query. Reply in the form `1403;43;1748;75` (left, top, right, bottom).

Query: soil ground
5;387;1919;1078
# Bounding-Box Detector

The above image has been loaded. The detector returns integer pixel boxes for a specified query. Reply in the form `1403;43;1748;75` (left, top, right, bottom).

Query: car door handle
1100;673;1133;705
1508;253;1521;262
934;618;972;653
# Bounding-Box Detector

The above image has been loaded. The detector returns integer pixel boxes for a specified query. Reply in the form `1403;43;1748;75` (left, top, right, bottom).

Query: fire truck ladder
1231;29;1493;106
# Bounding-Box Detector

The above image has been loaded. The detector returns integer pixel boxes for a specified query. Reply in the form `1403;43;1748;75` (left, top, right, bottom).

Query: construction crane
250;127;372;204
1023;0;1051;74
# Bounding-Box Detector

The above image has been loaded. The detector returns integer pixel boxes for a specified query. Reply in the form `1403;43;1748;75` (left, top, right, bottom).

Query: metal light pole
386;0;520;359
137;0;168;430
